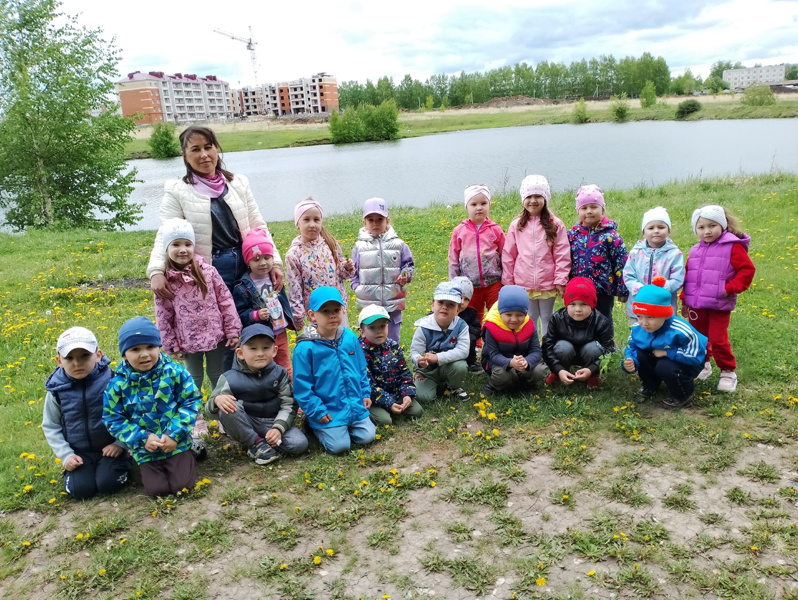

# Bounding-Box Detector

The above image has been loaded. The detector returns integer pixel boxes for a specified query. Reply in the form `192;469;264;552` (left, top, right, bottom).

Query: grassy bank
1;174;798;599
126;97;798;158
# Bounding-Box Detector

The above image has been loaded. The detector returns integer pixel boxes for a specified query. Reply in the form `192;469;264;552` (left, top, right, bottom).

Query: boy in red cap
623;277;707;408
541;277;614;388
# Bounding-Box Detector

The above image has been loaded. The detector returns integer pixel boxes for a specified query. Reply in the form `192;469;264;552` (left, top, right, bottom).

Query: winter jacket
147;174;280;279
359;336;416;409
292;325;370;430
409;314;469;368
568;217;628;297
350;226;414;313
207;357;297;433
623;238;685;318
232;272;295;332
448;218;505;288
480;303;542;372
683;231;755;311
502;215;571;291
103;354;201;465
542;307;615;375
154;255;242;355
42;355;122;462
623;316;707;373
285;236;355;330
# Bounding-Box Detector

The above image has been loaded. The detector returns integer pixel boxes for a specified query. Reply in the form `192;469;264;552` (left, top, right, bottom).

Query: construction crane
214;26;259;84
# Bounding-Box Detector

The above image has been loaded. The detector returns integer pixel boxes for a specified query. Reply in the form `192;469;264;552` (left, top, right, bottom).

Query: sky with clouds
61;0;798;87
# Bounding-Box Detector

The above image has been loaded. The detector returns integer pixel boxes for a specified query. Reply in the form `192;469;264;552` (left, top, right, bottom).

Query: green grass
1;173;798;598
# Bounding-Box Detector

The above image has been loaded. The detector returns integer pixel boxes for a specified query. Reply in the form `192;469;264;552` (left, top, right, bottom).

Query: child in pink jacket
153;218;242;393
502;175;571;336
448;184;506;327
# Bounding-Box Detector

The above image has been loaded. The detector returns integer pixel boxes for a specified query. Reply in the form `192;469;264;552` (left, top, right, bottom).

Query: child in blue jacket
292;287;376;454
622;278;707;408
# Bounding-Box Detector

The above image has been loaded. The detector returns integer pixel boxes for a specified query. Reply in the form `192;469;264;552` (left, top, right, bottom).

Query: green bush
610;92;629;122
572;97;589;123
329;100;399;144
741;85;776;107
148;123;181;158
640;81;657;108
676;99;702;119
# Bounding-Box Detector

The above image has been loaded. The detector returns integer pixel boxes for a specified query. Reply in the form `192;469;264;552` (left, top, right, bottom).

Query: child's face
309;301;343;337
236;336;276;370
466;194;490;225
578;203;604;228
523;194;546;216
432;299;458;327
248;254;274;278
363;214;389;236
360;319;389;345
123;344;161;372
297;207;323;242
695;217;723;244
566;300;592;322
167;239;194;268
643;221;669;248
459;297;471;312
57;348;102;380
500;311;526;332
637;314;668;333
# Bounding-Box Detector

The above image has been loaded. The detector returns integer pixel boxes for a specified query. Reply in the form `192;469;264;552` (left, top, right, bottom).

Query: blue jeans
313;417;376;454
212;247;245;370
218;400;309;455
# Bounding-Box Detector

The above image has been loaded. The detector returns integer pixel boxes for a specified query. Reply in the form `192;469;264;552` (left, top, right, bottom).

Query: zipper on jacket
473;222;485;287
647;248;655;284
81;381;95;452
378;235;385;306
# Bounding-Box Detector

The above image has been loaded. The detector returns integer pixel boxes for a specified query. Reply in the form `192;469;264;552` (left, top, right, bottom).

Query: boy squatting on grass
358;304;423;426
103;317;202;498
410;281;471;402
43;327;132;500
206;323;308;465
292;287;376;454
623;277;708;409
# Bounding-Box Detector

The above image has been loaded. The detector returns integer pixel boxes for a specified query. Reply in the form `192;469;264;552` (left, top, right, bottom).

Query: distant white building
723;64;787;91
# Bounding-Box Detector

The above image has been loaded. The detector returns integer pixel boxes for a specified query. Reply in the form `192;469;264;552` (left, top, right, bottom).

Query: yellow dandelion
280;563;287;570
98;569;106;576
313;555;322;565
587;570;595;576
22;541;30;547
326;548;334;556
430;481;436;487
536;577;546;586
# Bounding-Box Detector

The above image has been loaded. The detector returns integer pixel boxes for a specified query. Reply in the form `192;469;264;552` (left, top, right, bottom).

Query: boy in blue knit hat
622;277;708;408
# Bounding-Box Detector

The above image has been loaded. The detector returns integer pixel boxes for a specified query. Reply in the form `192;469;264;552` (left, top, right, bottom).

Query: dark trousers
63;451;132;500
637;351;701;401
595;294;616;342
212;246;246;370
139;451;197;498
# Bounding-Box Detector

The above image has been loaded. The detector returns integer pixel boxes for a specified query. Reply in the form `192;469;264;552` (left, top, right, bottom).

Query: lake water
129;119;798;231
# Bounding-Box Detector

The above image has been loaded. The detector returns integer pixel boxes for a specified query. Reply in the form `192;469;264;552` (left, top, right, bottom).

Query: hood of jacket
357;225;399;244
295;322;345;345
231;354;280;378
483;302;530;332
412;313;462;332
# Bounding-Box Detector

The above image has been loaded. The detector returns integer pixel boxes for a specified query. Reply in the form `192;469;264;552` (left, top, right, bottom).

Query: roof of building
117;71;229;85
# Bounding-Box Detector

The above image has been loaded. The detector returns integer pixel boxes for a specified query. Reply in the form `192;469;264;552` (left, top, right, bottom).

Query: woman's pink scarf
191;171;226;198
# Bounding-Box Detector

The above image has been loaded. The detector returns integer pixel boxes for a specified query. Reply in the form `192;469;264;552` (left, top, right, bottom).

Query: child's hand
214;395;238;414
652;349;667;358
401;396;413;411
226;336;240;349
425;352;439;364
265;428;282;447
363;397;372;409
417;356;429;369
258;308;271;321
390;403;404;414
680;304;689;318
510;356;528;371
555;284;566;296
159;435;177;453
343;258;354;273
63;455;83;471
144;433;164;452
396;273;408;286
270;266;284;292
618;296;628;304
317;414;332;424
558;370;576;385
573;368;592;381
102;443;123;458
623;358;636;373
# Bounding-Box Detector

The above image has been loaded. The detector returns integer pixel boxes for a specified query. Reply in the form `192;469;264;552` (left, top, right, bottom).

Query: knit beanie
641;206;671;231
575;184;606;211
691;205;727;233
563;277;597;309
497;285;529;314
464;184;491;207
451;276;474;301
520;175;551;203
294;198;323;226
118;316;162;356
161;218;195;250
242;228;274;264
632;277;673;317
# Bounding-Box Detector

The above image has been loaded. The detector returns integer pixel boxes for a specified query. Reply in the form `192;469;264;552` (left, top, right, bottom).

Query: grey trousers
550;340;603;372
218;400;308;455
489;363;547;390
184;341;226;392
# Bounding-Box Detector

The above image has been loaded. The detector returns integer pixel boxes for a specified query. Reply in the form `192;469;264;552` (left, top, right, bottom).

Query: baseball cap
433;281;463;304
309;286;345;311
56;327;98;357
240;323;275;345
363;197;388;218
358;304;390;326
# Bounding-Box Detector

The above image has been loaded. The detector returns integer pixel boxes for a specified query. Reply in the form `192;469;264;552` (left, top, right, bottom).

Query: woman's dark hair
179;126;234;184
517;202;558;244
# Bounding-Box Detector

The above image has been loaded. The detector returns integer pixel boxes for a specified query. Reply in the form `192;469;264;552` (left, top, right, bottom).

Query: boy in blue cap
622;277;708;408
292;287;376;453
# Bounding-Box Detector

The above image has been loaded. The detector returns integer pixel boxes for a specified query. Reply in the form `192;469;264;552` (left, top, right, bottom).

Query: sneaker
717;371;737;392
635;387;658;400
190;437;208;461
468;363;483;374
662;395;693;409
192;413;209;437
247;440;281;465
545;373;557;386
447;387;470;401
586;375;602;389
481;384;496;397
696;362;713;381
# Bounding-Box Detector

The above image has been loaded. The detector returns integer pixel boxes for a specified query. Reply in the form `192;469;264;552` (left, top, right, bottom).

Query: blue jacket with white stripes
623;316;707;372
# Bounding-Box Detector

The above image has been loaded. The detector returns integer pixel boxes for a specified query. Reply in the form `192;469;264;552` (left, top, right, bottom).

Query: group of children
43;176;755;500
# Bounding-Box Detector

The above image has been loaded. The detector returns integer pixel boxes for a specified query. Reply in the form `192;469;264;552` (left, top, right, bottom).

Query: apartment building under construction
234;72;339;117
